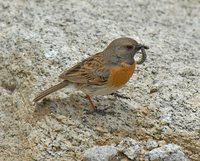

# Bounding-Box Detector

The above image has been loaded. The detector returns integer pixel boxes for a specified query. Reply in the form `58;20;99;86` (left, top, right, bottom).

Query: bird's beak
136;44;149;50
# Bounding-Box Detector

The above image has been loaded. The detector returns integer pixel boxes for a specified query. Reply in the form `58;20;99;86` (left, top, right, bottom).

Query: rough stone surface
117;138;141;160
83;145;118;161
145;139;158;150
144;144;188;161
0;0;200;161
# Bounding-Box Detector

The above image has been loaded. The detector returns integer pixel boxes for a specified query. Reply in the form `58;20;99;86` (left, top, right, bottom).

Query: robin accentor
33;37;149;109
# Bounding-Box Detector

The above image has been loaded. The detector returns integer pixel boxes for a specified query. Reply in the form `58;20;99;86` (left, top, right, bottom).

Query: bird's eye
126;45;133;49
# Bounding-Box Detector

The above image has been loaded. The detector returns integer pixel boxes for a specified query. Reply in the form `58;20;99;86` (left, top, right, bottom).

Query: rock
144;144;188;161
83;145;118;161
117;138;141;160
1;0;200;160
145;139;158;150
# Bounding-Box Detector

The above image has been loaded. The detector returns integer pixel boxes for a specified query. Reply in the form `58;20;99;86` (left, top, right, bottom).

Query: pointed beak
136;44;149;50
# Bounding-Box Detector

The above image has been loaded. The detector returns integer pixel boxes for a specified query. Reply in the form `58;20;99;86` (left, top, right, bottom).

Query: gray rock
117;138;141;160
0;0;200;160
84;145;118;161
146;139;158;150
144;144;188;161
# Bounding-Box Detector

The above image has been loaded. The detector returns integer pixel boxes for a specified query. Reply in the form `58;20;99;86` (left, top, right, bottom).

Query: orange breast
108;63;136;87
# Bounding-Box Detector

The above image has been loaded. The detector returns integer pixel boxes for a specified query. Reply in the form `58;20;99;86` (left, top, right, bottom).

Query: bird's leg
86;95;96;109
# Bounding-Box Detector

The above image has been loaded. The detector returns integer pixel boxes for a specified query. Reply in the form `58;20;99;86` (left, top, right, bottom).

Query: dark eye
126;45;133;49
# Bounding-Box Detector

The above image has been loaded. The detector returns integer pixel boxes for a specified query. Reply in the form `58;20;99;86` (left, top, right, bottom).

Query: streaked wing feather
59;53;110;85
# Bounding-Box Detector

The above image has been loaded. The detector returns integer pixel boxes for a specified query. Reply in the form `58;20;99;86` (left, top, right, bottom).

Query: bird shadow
31;92;144;139
33;92;133;120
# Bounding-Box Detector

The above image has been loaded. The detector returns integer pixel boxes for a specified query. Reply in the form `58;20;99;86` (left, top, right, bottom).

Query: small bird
33;37;149;109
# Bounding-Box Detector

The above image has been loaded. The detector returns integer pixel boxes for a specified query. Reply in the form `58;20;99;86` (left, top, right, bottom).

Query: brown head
104;37;149;65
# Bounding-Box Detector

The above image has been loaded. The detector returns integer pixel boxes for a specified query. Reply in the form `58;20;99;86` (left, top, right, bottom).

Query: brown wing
59;52;110;85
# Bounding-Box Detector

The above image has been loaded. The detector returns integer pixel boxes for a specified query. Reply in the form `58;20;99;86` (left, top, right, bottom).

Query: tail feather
33;81;69;102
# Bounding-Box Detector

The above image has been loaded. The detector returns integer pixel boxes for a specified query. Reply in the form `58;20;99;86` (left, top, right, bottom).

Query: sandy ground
0;0;200;160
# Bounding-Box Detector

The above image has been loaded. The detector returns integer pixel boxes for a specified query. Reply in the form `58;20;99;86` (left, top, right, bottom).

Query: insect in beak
135;44;149;64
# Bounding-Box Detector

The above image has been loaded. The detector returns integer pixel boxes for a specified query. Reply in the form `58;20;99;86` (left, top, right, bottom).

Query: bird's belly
108;63;136;87
80;84;121;96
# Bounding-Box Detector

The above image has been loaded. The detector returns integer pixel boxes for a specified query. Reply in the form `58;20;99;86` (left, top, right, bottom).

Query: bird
33;37;149;109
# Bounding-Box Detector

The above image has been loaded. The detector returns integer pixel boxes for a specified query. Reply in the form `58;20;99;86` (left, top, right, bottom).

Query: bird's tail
33;81;69;102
